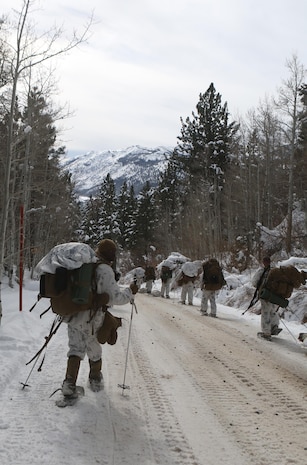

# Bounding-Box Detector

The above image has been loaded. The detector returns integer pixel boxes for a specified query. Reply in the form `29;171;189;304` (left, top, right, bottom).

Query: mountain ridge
62;145;173;197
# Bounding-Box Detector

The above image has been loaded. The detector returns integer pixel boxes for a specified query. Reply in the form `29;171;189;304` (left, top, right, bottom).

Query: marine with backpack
178;261;199;305
35;239;138;398
160;259;174;298
202;258;226;291
144;265;156;294
251;257;306;340
200;258;226;317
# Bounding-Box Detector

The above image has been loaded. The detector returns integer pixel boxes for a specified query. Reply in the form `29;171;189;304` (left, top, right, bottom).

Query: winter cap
262;256;271;265
96;239;117;262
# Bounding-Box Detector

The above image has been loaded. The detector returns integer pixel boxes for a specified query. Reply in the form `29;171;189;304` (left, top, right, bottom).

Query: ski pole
25;316;62;366
20;351;41;389
279;318;299;344
118;299;138;395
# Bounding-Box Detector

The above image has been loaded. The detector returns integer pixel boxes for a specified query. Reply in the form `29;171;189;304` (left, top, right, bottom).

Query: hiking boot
89;359;103;392
209;314;217;318
62;356;81;397
257;332;272;341
89;374;104;392
298;333;307;342
180;301;185;305
166;295;170;299
271;326;282;336
188;303;193;306
62;379;77;397
201;311;208;316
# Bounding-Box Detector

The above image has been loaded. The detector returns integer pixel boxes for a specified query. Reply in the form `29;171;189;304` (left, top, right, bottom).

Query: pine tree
175;83;238;187
19;90;80;266
134;181;156;256
96;173;120;241
155;158;183;253
165;83;239;254
79;196;102;246
117;181;137;249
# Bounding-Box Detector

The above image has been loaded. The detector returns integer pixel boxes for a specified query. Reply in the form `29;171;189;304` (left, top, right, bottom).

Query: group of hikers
155;257;226;319
35;238;307;403
142;254;306;339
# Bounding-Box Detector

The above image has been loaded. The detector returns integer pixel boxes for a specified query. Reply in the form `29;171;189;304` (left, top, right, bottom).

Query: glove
130;283;138;295
93;292;109;311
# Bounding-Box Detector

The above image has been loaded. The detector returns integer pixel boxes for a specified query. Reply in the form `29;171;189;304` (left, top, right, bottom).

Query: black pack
145;266;155;281
203;259;225;291
161;266;172;283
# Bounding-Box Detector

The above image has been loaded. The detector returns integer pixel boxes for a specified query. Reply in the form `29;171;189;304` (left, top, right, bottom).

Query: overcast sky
3;0;307;156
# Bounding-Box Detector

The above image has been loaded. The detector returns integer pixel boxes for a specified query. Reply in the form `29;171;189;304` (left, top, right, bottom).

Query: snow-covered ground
1;270;307;465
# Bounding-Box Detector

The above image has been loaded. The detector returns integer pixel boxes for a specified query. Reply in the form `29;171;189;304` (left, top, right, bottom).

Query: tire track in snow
126;296;250;465
135;295;307;465
129;332;200;465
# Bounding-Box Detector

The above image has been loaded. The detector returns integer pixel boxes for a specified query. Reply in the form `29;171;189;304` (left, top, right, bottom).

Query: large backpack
36;243;99;317
264;265;305;299
34;243;124;347
177;262;198;286
203;259;225;291
145;266;155;281
40;263;98;317
161;266;172;282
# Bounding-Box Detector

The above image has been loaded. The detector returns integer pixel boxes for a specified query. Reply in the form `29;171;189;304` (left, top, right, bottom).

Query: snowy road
1;289;307;465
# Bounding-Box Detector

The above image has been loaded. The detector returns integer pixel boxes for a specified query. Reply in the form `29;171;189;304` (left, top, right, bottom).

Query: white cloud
2;0;307;153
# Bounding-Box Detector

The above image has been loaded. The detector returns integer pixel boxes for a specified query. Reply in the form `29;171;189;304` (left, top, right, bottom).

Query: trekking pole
20;351;41;390
286;304;307;328
25;316;62;366
21;316;62;389
279;318;299;344
118;299;138;395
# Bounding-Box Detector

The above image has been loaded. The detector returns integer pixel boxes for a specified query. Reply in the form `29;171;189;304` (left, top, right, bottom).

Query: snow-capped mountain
62;145;173;197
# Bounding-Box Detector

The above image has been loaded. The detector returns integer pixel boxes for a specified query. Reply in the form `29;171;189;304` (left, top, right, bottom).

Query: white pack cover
125;267;145;286
35;242;97;275
161;259;176;270
181;261;199;277
132;267;146;279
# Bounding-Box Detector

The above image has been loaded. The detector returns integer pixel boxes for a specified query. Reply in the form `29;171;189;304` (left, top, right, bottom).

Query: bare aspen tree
275;54;306;254
0;0;93;324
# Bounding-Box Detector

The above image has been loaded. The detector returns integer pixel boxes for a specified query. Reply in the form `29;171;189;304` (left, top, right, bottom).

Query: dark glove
93;292;109;310
130;283;138;295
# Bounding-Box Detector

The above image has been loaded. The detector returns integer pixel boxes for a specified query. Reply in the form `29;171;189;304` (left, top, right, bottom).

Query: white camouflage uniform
252;267;280;336
66;263;134;361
